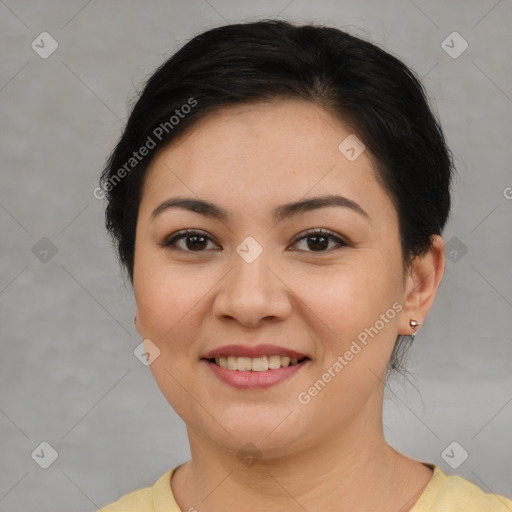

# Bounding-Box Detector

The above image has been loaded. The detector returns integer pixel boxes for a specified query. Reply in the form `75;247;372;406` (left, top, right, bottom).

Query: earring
134;315;137;327
409;319;421;329
409;319;420;339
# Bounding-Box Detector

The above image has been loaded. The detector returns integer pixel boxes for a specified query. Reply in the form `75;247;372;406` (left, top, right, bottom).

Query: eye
161;229;219;252
160;228;349;253
291;229;349;253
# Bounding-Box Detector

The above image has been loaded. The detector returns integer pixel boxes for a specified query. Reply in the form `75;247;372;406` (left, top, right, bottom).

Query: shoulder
412;465;512;511
98;469;176;512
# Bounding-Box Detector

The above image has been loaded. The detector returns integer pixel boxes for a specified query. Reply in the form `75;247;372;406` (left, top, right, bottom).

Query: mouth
203;355;310;372
200;344;311;389
201;354;311;390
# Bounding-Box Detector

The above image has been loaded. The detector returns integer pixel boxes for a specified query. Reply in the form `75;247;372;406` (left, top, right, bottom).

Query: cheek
133;252;208;424
294;259;402;337
133;245;184;341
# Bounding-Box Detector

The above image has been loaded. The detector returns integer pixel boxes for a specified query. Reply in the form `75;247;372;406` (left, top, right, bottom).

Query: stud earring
409;319;420;339
410;319;421;329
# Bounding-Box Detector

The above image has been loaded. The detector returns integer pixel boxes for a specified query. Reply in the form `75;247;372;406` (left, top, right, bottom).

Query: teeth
252;356;268;372
214;355;303;371
238;357;252;371
268;355;281;369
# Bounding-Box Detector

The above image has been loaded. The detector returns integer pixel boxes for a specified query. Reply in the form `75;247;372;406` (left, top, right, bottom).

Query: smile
202;356;311;390
209;355;309;371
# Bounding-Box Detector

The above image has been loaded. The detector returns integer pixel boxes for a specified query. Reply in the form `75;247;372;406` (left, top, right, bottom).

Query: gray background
1;1;511;510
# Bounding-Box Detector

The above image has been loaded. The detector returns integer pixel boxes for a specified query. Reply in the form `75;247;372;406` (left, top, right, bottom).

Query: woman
98;20;512;512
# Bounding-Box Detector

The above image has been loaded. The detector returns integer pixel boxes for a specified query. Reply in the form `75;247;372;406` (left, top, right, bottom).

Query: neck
171;396;432;511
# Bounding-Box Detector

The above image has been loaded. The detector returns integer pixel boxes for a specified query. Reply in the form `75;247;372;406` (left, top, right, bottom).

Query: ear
398;235;445;336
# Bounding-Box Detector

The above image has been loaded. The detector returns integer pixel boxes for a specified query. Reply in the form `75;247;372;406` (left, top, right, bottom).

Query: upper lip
202;344;309;360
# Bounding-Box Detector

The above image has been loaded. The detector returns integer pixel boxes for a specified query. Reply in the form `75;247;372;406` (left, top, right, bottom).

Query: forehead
139;100;395;225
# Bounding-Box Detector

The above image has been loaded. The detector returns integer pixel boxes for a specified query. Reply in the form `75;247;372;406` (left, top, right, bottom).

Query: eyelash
160;228;349;253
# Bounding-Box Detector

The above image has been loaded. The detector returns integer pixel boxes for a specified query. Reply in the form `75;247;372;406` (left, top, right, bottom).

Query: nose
212;248;292;328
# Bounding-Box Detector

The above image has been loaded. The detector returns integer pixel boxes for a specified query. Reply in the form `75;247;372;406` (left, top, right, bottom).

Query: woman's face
133;100;420;457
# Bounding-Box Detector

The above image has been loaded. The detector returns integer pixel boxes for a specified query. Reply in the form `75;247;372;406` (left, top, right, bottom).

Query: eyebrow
151;194;370;223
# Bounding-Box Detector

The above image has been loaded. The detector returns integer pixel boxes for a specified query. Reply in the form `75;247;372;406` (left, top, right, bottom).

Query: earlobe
398;235;445;336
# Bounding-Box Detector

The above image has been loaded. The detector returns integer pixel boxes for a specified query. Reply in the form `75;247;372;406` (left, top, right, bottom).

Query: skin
133;99;445;512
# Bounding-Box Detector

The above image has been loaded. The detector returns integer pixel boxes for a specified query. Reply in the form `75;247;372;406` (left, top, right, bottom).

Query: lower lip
203;359;310;390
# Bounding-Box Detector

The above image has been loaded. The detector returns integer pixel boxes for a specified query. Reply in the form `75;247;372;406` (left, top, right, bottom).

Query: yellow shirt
99;464;512;511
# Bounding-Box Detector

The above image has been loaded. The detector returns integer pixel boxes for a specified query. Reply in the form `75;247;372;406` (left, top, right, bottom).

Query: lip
203;358;310;390
202;344;308;359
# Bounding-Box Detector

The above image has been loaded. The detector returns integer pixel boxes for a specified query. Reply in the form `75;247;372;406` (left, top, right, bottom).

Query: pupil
308;235;328;251
187;235;207;251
